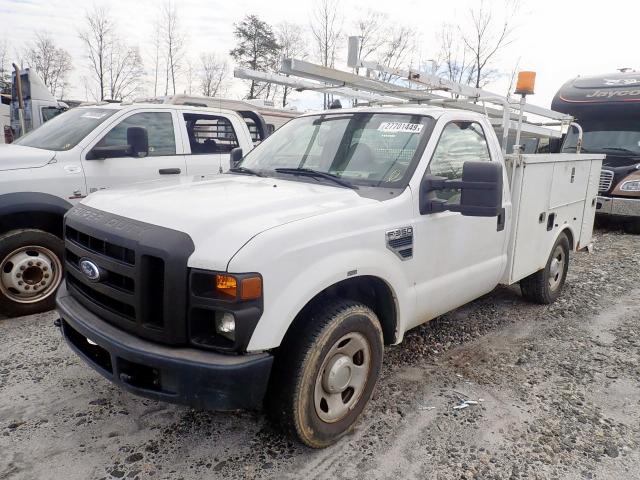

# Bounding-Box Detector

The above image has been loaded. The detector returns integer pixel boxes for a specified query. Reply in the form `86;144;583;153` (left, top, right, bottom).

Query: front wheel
520;233;570;304
267;298;383;448
0;229;64;318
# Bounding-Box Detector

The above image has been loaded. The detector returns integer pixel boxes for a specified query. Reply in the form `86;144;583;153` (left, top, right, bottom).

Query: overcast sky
2;0;638;111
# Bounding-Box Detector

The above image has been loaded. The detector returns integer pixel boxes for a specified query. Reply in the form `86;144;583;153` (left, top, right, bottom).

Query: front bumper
56;284;273;411
596;196;640;218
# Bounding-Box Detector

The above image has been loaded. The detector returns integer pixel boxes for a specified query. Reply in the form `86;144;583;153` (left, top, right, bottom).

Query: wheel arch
0;192;72;238
556;225;575;251
282;275;400;347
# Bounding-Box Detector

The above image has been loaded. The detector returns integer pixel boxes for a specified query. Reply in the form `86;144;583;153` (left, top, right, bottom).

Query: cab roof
75;101;242;119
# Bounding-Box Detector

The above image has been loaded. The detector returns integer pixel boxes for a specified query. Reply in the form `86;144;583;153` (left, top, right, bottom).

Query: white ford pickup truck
0;102;254;316
56;106;602;447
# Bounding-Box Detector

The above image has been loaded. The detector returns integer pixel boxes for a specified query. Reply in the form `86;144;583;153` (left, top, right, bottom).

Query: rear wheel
520;233;570;305
267;298;383;448
0;229;64;318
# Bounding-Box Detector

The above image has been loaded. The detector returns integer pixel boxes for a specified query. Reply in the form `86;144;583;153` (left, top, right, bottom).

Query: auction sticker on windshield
378;122;424;134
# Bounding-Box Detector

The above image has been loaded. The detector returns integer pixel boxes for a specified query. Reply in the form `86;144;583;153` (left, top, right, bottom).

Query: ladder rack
234;36;576;153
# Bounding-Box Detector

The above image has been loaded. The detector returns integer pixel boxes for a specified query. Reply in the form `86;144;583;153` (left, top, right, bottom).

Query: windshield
237;112;434;187
14;107;117;151
563;119;640;156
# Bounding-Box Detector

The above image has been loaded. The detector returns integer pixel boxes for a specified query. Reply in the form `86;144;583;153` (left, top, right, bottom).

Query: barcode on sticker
378;122;423;134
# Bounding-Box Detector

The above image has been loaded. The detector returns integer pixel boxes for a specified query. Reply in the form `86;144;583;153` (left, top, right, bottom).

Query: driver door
82;110;186;193
409;120;508;328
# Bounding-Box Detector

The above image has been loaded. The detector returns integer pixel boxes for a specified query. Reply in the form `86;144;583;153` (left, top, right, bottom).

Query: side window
428;121;491;202
96;112;176;157
41;106;65;123
183;113;239;154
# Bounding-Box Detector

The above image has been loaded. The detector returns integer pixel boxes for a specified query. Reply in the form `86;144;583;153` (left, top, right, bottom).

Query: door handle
159;168;181;175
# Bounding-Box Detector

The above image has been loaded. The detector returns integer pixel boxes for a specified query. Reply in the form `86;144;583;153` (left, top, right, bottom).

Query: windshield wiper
274;168;358;189
228;166;265;177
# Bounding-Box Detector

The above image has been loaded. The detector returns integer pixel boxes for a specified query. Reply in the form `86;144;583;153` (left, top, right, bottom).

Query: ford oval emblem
79;258;102;282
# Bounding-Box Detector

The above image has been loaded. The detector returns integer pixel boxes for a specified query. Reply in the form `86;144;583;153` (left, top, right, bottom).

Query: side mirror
127;126;148;157
419;161;503;217
230;147;243;166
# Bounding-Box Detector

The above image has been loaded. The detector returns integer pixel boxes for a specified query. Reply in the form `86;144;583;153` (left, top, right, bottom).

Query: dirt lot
1;227;639;480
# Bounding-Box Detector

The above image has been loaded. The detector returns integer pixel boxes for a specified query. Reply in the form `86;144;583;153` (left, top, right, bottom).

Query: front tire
520;233;570;304
267;298;383;448
0;229;64;318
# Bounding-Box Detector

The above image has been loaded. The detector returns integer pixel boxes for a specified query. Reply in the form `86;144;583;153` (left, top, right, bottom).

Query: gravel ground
1;226;639;480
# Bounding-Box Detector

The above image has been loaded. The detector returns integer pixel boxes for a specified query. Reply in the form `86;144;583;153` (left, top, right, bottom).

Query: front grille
66;226;135;265
599;169;614;192
63;205;194;345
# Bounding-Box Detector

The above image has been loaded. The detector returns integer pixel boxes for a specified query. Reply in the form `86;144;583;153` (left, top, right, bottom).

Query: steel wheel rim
314;331;371;424
548;245;565;292
0;245;63;304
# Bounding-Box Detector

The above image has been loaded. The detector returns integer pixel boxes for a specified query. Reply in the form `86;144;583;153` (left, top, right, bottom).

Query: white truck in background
56;99;603;447
7;67;68;142
0;102;254;317
142;94;300;144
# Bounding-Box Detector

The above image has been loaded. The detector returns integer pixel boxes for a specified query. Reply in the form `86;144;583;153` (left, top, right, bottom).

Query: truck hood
0;144;56;171
81;174;376;270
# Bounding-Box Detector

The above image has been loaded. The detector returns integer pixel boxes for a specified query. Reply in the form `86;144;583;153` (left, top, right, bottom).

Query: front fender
231;239;414;352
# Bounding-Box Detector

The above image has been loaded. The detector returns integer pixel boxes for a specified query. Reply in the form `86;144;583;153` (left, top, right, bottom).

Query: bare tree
310;0;343;108
376;25;417;82
461;0;519;88
23;31;73;98
184;57;195;95
107;42;144;100
353;9;387;67
200;53;228;97
79;6;113;100
151;16;162;97
0;38;10;84
80;7;144;101
276;22;307;107
435;23;475;90
161;1;185;95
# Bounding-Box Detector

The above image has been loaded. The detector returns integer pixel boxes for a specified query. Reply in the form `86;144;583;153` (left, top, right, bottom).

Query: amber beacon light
515;71;536;96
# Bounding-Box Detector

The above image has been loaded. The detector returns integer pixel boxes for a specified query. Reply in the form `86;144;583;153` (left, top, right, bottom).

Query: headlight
189;270;264;352
620;180;640;192
215;311;236;340
192;271;263;302
215;274;262;301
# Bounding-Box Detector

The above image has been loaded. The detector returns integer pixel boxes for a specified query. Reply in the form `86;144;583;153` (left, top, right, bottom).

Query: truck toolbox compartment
57;283;273;411
503;153;603;285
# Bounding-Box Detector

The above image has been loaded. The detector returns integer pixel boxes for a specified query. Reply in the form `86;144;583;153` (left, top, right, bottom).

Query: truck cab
0;102;254;317
553;71;640;233
9;68;68;140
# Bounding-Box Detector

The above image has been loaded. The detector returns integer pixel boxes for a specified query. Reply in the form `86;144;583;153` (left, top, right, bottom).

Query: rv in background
553;70;640;233
141;94;300;144
7;68;68;142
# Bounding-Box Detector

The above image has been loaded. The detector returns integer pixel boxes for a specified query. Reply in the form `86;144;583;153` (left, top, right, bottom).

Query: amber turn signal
241;276;262;301
215;274;238;298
